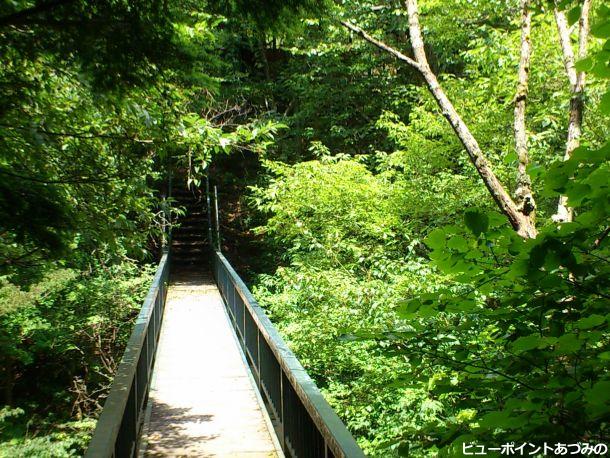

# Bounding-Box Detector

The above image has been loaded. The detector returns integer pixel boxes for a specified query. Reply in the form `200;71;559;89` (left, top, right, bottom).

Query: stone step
172;245;208;253
172;189;200;197
172;233;207;242
172;226;207;235
171;239;207;246
171;257;208;266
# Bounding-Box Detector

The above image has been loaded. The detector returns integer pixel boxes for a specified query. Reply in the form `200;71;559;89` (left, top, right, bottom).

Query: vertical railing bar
257;329;261;387
280;368;286;452
241;298;246;342
205;174;213;245
132;372;138;457
214;185;221;251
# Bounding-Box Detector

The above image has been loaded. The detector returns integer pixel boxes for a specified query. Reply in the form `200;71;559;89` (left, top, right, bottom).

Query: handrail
85;251;171;458
213;250;366;458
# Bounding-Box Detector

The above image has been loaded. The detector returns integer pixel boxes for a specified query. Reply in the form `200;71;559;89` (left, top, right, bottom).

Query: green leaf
576;314;606;330
591;61;610;78
566;183;591;206
539;336;558;349
585;381;610;404
567;6;581;26
555;333;581;354
592;21;610;38
425;228;447;250
396;298;421;318
511;334;542;354
574;57;594;72
527;162;544;179
464;210;489;237
447;235;469;252
477;410;512;429
503;151;517;164
529;243;548;269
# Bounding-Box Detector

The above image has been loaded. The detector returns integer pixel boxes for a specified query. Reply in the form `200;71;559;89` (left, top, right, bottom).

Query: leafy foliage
1;0;609;455
242;1;610;456
0;262;153;456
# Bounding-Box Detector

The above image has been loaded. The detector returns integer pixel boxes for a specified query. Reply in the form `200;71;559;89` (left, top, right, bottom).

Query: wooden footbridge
84;186;365;458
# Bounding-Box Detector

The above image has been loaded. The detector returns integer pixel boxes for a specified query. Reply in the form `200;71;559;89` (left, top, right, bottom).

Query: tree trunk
514;0;536;217
257;34;271;81
342;1;539;238
553;0;592;223
403;0;523;233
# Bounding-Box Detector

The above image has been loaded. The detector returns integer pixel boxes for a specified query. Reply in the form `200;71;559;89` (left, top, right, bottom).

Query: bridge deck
140;271;281;457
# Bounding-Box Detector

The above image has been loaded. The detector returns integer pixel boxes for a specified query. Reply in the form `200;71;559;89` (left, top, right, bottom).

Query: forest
0;0;609;456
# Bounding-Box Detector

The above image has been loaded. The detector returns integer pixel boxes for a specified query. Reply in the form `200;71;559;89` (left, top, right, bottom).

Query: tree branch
340;20;421;69
0;0;75;28
553;5;578;87
342;1;537;238
403;0;535;238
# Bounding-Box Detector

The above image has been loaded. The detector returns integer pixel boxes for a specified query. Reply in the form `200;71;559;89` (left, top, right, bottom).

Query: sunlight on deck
140;272;281;457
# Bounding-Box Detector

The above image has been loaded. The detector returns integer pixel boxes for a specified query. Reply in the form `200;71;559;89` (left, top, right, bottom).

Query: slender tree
514;0;535;222
552;0;592;222
342;0;537;238
342;0;593;238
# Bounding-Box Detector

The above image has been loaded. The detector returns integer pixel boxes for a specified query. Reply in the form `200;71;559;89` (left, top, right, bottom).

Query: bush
0;261;154;456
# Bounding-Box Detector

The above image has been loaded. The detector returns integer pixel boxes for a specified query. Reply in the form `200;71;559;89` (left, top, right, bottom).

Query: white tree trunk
553;0;592;223
514;0;535;217
342;1;538;238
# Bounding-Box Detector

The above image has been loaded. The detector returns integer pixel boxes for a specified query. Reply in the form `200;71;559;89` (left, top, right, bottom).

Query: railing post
257;330;261;387
205;174;213;246
280;369;286;451
133;374;138;456
161;194;167;254
163;152;172;254
242;290;246;343
214;185;221;251
168;153;172;203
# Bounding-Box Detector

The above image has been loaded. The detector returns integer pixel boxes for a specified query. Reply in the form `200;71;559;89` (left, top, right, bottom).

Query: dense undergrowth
0;1;291;455
0;263;154;457
249;148;609;455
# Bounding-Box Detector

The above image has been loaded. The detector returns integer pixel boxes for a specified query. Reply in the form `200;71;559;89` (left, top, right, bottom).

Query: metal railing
213;250;366;458
85;251;171;458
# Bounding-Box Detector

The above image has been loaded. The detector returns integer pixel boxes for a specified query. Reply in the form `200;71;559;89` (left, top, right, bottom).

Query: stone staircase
171;187;209;267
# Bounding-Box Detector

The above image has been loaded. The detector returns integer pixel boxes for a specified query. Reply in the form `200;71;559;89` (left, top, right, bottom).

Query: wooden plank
140;272;281;457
